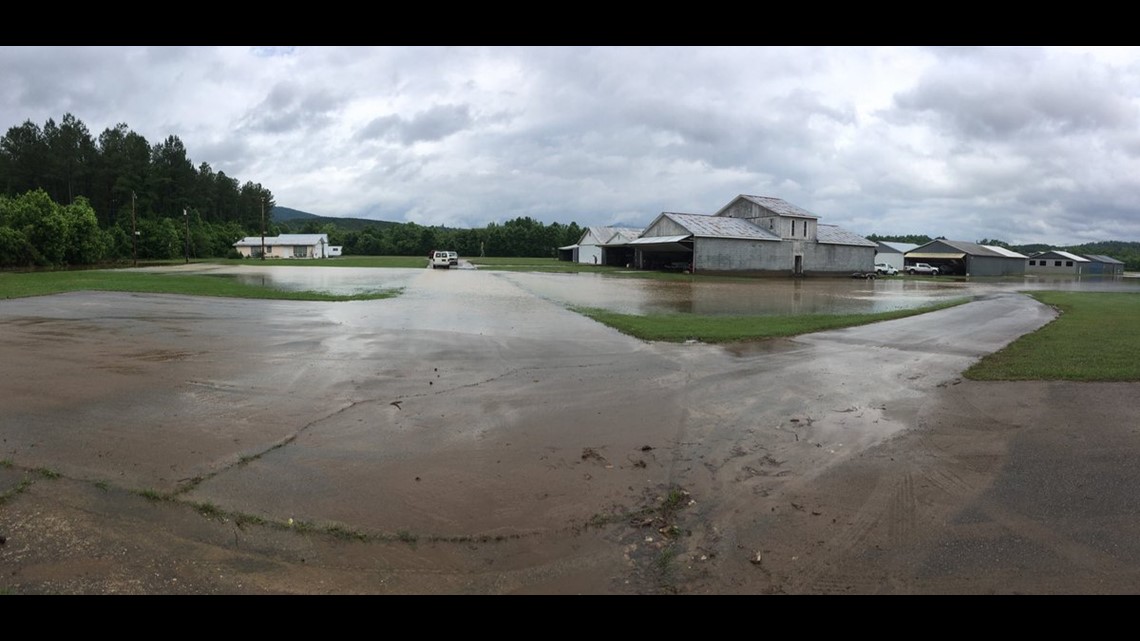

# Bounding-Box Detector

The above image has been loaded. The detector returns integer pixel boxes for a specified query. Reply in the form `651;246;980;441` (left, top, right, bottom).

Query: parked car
874;262;898;276
851;270;878;279
907;263;940;276
431;250;452;269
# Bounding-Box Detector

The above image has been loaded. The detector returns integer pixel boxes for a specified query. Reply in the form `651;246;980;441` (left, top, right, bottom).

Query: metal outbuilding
905;239;1026;276
558;226;643;264
1081;254;1125;276
874;241;919;272
1026;250;1089;275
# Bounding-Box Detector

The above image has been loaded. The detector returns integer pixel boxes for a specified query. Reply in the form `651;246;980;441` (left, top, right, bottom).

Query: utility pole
260;198;266;260
183;208;190;264
131;191;138;267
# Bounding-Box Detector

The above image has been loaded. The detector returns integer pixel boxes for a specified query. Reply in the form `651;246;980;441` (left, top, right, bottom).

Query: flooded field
186;263;1140;316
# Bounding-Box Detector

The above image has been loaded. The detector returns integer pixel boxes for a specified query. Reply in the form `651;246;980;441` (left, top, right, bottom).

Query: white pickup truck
907;262;940;276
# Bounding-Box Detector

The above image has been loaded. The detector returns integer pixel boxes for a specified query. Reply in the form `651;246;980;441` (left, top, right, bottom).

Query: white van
431;250;452;269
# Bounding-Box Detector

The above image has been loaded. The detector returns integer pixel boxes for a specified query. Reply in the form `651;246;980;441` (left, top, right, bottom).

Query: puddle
199;266;423;296
496;272;977;316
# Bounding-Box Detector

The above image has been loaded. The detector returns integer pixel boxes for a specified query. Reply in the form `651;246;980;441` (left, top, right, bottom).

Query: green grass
572;298;971;343
0;269;401;301
965;291;1140;381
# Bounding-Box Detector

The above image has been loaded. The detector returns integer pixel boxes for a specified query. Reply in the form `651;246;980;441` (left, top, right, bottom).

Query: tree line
0;113;585;268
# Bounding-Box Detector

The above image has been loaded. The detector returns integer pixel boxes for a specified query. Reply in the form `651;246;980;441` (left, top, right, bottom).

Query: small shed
1082;254;1125;276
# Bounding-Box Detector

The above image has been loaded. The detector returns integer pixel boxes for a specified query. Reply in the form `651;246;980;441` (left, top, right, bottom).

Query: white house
233;234;334;259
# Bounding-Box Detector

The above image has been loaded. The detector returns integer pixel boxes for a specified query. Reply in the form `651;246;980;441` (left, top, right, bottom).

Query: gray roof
982;245;1028;259
1083;253;1125;264
607;229;643;244
913;239;1013;258
656;212;781;240
817;225;877;247
730;195;820;219
581;226;643;245
1030;250;1088;262
877;241;919;254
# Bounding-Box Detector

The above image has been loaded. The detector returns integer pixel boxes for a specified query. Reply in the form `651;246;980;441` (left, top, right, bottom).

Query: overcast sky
3;45;1139;246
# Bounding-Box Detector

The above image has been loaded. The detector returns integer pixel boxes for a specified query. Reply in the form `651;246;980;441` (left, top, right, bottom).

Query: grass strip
964;291;1140;381
572;298;970;343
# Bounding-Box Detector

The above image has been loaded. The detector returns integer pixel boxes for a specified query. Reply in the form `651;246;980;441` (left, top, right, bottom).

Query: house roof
817;225;877;247
721;195;820;219
1083;254;1125;264
651;212;782;240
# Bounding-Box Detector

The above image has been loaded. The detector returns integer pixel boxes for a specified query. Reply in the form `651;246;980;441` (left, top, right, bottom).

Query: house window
293;246;308;258
1054;260;1062;267
1029;260;1036;266
1066;261;1073;267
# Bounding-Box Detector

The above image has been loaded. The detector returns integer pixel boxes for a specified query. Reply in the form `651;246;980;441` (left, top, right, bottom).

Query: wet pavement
3;265;1140;593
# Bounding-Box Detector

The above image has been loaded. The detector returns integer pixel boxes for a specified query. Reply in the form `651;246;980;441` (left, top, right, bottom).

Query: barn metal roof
731;195;820;219
1084;254;1124;264
628;235;691;245
982;245;1028;259
658;212;782;240
878;241;920;253
607;229;643;244
1031;250;1089;262
911;239;1020;258
817;225;877;247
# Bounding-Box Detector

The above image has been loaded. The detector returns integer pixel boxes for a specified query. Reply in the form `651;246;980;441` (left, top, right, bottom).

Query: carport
906;240;1027;276
627;235;694;271
907;250;965;275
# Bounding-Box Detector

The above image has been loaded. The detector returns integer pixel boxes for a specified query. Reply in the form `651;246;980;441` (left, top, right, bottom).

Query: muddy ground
3;267;1140;594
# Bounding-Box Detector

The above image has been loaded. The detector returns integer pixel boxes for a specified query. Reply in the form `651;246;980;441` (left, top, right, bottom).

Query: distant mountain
272;206;321;221
272;206;400;231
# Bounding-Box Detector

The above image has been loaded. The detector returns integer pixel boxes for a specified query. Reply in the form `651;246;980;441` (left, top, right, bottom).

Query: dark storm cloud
359;104;473;145
241;82;341;134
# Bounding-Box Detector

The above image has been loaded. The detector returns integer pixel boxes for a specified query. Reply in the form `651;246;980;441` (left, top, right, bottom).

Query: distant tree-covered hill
272;206;401;232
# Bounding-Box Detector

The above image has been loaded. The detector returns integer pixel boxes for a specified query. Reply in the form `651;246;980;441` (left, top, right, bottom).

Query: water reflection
206;266;422;296
182;264;1140;317
496;272;985;316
